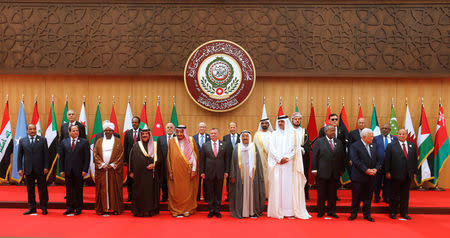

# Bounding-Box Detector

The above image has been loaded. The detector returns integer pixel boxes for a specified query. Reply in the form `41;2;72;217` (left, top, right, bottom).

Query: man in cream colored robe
167;125;199;217
267;115;311;219
93;122;124;215
253;117;273;199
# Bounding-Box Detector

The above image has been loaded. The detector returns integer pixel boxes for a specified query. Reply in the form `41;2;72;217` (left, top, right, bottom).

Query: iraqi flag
0;102;13;182
31;101;42;136
45;101;59;182
10;101;27;183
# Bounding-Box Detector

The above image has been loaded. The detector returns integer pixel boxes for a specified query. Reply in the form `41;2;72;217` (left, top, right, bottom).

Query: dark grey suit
311;136;345;216
123;128;141;200
200;140;229;214
59;121;87;142
17;135;49;211
193;133;210;200
157;133;173;201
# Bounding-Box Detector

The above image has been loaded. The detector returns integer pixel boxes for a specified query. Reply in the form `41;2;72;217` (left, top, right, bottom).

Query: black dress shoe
318;213;324;218
401;215;412;220
74;210;82;215
336;196;341;201
389;214;396;219
216;213;222;218
23;209;37;215
161;198;168;202
364;216;375;222
42;209;48;215
207;213;214;218
63;210;74;215
126;198;132;202
328;214;339;218
348;214;357;221
374;198;380;203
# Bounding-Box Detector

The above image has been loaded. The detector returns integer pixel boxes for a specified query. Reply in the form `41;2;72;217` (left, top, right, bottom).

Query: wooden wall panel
1;75;450;187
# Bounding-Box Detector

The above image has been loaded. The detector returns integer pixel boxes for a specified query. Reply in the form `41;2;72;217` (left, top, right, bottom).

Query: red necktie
133;130;137;143
402;143;408;158
71;139;75;151
213;142;218;157
329;139;335;151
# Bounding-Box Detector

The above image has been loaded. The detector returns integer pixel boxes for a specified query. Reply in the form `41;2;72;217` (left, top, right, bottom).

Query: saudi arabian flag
89;104;103;180
370;105;380;136
389;105;399;136
433;105;450;186
170;101;178;127
416;105;434;185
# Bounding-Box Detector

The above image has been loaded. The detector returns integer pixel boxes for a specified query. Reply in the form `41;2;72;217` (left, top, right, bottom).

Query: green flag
434;105;450;186
370;105;380;136
295;103;299;113
56;101;68;182
88;103;103;180
170;102;178;127
389;105;398;136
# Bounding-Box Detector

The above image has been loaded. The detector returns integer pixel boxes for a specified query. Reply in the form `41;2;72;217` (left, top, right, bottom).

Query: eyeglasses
330;118;338;121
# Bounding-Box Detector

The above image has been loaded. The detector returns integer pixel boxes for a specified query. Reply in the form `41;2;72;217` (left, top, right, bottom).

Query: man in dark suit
123;116;141;202
200;128;229;218
193;122;210;201
60;109;87;142
385;129;417;220
17;124;50;215
348;128;381;222
348;117;366;146
222;122;239;201
373;124;398;203
311;125;346;218
156;122;175;202
59;125;90;215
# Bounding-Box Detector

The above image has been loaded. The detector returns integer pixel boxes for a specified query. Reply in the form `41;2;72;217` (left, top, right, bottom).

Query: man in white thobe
267;115;310;219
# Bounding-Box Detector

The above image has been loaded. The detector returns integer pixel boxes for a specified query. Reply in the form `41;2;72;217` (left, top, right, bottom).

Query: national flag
110;104;119;134
139;102;148;129
295;99;299;113
307;104;318;185
416;104;434;185
0;102;13;182
404;103;418;150
277;100;284;117
79;102;88;137
45;100;59;182
258;101;274;132
152;102;164;141
10;101;27;183
56;100;68;181
89;103;103;180
389;105;399;136
433;105;450;186
370;104;380;136
31;101;42;136
170;99;179;127
339;104;351;185
324;104;331;126
355;106;363;129
122;102;133;140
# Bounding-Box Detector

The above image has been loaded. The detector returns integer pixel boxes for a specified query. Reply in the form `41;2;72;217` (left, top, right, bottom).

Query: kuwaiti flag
89;103;103;180
31;101;42;136
122;102;133;141
389;105;399;136
45;101;59;181
307;103;318;185
10;101;27;183
416;104;434;185
79;102;88;137
139;102;148;129
370;104;380;136
110;103;119;134
433;104;450;186
0;102;13;182
152;102;164;141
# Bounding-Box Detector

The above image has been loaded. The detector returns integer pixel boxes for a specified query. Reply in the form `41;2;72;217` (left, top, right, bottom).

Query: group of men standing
17;108;417;221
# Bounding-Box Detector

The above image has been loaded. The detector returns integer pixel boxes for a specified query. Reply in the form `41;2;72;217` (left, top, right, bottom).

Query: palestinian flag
416;104;434;185
0;102;13;182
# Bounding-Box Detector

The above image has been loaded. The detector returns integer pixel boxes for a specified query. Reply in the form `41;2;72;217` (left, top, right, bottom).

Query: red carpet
1;209;449;238
1;185;449;207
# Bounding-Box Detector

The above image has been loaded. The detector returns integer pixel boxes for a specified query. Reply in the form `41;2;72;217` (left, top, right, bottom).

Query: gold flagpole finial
342;96;344;106
112;96;115;104
173;96;175;105
358;97;361;107
34;94;37;103
440;97;442;107
65;95;68;102
128;96;130;103
98;96;101;104
372;97;375;106
421;97;424;105
392;97;394;107
263;96;266;104
311;96;313;106
279;96;282;105
6;94;8;103
52;95;54;103
406;97;408;105
144;96;147;104
296;96;298;105
22;94;24;102
157;96;160;106
327;97;330;106
83;96;86;103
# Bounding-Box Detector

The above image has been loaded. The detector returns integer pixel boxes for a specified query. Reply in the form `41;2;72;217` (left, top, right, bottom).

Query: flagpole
112;96;115;105
358;97;361;107
417;97;426;191
435;97;445;191
173;96;175;106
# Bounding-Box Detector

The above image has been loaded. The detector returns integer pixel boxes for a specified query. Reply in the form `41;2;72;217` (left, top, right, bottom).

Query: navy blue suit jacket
373;134;398;166
349;140;382;183
58;137;90;176
17;135;49;175
193;133;211;153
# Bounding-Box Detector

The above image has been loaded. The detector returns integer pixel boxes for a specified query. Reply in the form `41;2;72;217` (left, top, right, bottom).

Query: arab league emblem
184;40;256;112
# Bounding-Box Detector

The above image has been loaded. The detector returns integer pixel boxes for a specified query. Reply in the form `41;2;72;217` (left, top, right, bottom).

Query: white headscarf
275;115;294;133
240;131;255;178
270;115;296;161
258;118;274;132
140;129;154;157
102;120;115;131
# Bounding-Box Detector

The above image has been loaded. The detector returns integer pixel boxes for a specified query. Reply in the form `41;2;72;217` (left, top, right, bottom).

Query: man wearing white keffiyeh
167;125;200;217
229;131;265;219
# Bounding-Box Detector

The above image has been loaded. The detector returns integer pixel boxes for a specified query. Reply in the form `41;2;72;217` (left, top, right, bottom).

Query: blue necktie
384;136;388;150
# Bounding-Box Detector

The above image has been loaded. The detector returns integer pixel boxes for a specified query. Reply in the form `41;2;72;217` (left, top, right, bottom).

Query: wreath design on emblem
200;56;240;96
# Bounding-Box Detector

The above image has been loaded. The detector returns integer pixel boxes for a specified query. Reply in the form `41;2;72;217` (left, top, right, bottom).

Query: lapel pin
77;140;80;143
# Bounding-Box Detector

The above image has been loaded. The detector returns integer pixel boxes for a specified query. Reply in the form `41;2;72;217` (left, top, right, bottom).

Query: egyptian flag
339;105;351;185
0;102;13;182
45;101;59;182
